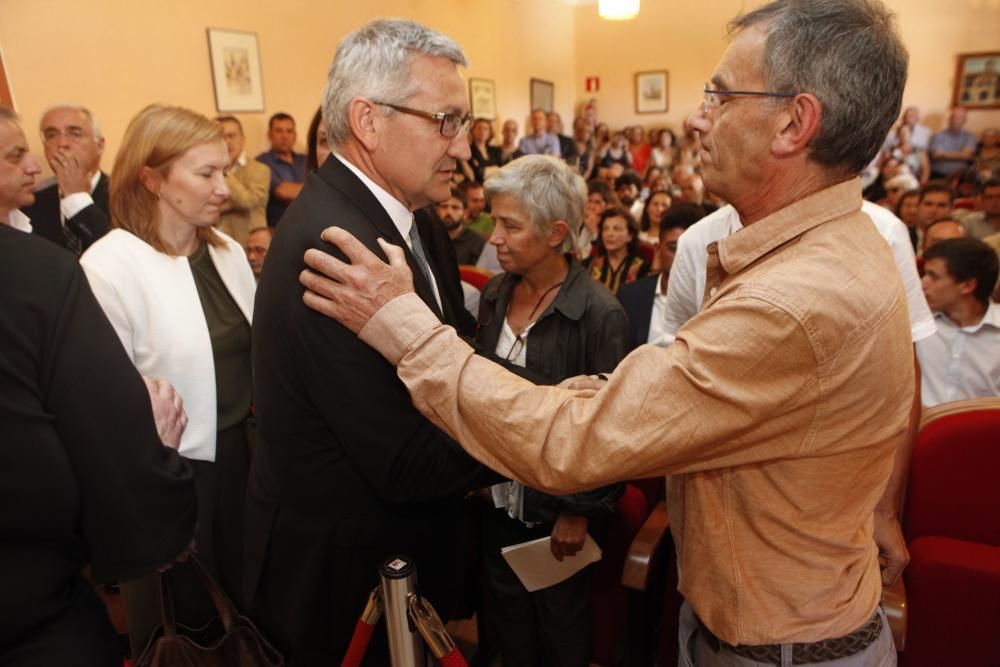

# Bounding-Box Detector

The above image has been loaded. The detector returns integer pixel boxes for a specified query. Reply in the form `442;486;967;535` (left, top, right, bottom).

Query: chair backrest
458;264;493;292
636;242;656;264
903;397;1000;546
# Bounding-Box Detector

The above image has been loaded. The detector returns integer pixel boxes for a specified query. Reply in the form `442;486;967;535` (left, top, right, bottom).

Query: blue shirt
517;133;561;157
255;150;307;226
929;129;977;177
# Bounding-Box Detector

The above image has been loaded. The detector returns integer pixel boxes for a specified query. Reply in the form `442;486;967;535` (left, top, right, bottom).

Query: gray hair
322;19;467;147
0;106;18;123
484;155;586;254
40;103;102;139
730;0;907;177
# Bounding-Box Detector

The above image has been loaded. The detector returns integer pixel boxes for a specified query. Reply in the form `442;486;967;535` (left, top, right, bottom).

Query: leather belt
697;609;883;665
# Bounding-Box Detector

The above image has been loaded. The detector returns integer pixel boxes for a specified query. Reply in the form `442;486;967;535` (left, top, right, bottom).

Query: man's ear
958;276;979;299
347;97;381;153
772;92;822;158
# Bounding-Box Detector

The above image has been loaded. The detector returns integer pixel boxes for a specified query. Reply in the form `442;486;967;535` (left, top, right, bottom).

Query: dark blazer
0;225;195;664
246;156;496;665
22;173;110;254
616;274;660;351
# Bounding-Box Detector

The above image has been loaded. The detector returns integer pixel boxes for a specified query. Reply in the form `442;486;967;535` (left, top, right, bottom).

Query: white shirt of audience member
917;301;1000;407
662;201;937;346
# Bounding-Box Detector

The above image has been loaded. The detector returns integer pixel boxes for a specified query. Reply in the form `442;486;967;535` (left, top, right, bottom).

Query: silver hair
322;19;467;147
0;106;18;123
39;103;103;139
730;0;907;177
484;155;586;254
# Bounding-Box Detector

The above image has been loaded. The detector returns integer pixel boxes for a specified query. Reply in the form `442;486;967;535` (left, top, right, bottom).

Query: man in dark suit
617;204;703;350
245;19;495;665
21;104;109;255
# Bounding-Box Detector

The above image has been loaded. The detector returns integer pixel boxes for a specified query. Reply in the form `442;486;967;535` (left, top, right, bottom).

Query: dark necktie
407;221;435;290
62;222;83;256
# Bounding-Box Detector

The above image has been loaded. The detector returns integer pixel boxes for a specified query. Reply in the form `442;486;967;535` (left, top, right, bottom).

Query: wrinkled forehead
713;24;769;89
404;54;469;113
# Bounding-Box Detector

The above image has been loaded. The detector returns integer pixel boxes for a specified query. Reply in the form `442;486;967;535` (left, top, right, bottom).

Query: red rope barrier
340;587;383;667
436;647;469;667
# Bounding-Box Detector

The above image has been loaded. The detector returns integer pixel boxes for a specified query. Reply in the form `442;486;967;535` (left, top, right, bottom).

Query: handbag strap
187;554;238;632
156;567;178;637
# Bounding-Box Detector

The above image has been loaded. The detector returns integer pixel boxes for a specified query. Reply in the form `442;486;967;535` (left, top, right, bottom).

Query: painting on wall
952;52;1000;109
530;78;554;113
207;28;264;112
469;78;497;120
635;70;668;114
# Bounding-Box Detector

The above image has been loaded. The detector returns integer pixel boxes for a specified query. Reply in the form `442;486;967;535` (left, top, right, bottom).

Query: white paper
500;534;602;592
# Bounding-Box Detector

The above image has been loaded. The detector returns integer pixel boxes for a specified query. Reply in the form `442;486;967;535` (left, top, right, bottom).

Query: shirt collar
333;152;414;239
7;209;32;233
235;152;247;168
718;178;862;276
934;302;1000;333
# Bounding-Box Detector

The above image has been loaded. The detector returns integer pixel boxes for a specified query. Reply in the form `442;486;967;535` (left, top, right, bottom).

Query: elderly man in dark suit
245;19;497;665
21;104;109;255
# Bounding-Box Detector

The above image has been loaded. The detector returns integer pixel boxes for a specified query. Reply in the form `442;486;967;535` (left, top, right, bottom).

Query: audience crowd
1;8;998;666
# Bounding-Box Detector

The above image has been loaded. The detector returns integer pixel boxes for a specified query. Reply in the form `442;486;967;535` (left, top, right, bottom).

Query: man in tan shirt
299;1;912;664
216;115;269;246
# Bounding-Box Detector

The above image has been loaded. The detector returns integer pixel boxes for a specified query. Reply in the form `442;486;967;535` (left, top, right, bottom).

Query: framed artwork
206;28;265;112
635;70;668;114
530;78;554;113
469;78;497;120
952;52;1000;109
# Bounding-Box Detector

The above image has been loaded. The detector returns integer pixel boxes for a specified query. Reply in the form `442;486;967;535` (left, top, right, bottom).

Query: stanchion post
380;556;426;667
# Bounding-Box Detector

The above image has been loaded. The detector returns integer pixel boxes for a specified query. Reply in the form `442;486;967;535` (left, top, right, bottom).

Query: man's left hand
300;227;415;333
550;513;588;562
873;510;909;586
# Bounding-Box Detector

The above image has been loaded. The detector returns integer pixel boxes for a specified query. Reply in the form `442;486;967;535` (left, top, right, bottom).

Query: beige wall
574;0;1000;137
0;0;576;175
1;0;996;177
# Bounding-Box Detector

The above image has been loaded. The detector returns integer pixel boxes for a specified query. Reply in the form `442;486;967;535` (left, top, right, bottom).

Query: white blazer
81;228;256;461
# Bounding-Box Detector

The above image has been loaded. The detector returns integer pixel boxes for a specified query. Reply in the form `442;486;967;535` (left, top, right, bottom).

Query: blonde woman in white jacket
81;105;256;657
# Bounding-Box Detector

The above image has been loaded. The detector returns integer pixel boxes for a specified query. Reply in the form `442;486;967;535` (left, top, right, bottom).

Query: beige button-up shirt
359;178;914;645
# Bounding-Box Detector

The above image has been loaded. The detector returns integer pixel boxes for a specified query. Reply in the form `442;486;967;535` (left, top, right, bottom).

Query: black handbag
134;555;284;667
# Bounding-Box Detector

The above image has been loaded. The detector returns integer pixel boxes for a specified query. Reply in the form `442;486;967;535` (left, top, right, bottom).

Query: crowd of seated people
2;59;999;665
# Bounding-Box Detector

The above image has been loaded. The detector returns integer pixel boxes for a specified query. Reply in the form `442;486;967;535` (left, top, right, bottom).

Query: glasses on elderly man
374;102;473;138
702;84;797;110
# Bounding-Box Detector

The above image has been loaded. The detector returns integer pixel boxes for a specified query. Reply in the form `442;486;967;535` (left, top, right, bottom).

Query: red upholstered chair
898;397;1000;667
636;242;656;265
458;264;493;292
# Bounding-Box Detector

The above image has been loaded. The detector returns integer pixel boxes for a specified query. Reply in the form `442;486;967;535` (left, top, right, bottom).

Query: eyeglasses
702;84;797;110
374;102;473;138
42;127;92;144
504;333;526;362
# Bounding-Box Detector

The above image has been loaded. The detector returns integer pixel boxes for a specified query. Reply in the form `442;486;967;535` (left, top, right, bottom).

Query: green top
188;243;252;431
466;212;495;238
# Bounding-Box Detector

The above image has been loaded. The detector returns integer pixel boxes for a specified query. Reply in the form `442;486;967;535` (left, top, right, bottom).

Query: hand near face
550;513;588;561
51;149;93;196
300;226;415;333
142;376;188;449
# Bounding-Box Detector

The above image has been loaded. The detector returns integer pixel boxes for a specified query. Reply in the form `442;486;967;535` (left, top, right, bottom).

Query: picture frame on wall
635;70;669;114
469;78;497;120
530;78;554;113
207;28;265;112
952;52;1000;109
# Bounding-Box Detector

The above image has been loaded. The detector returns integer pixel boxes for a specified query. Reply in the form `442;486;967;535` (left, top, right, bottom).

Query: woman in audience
600;131;631;169
572;116;596;181
626;125;651;175
80;104;256;656
461;117;502;183
638;189;672;245
651;127;677;170
576;179;617;260
975;127;1000;180
1;222;196;666
891;124;930;185
593;122;610;158
478;155;626;667
306;107;330;171
584;207;649;293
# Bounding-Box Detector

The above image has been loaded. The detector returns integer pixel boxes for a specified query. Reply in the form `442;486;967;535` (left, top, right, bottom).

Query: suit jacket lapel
317;158;444;320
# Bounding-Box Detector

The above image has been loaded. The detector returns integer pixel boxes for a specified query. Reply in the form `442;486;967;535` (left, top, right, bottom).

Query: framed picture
469;78;497;120
206;28;265;112
635;71;668;114
530;78;554;113
952;52;1000;109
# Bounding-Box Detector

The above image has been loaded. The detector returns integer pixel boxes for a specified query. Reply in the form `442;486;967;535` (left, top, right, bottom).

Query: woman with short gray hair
477;155;627;666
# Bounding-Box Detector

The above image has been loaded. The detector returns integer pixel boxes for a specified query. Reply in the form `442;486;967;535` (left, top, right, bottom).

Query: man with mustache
437;185;484;265
244;19;495;665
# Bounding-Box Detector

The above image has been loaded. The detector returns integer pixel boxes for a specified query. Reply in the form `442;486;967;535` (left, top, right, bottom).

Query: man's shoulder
617;274;657;302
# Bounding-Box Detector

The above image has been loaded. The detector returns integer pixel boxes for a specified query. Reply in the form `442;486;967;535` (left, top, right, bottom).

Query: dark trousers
489;568;592;667
123;422;251;656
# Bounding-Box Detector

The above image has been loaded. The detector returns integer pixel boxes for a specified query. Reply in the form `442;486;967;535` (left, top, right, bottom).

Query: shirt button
709;287;718;297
